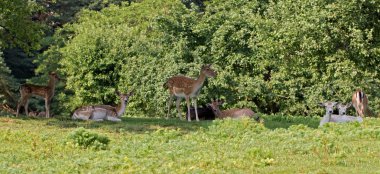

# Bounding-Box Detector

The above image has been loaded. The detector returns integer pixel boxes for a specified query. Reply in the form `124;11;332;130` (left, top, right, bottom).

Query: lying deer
336;102;352;116
352;89;375;117
72;91;133;122
319;101;363;127
164;64;217;122
207;99;261;122
16;72;60;118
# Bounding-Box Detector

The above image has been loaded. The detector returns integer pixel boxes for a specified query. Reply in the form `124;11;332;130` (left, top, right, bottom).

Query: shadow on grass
44;116;214;134
1;114;321;133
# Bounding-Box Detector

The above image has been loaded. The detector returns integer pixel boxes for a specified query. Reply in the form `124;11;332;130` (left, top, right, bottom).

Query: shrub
67;127;110;150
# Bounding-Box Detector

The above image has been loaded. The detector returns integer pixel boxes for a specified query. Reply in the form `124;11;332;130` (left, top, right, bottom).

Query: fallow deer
164;64;217;122
319;101;363;127
207;99;261;122
37;111;46;117
72;91;133;122
28;111;38;117
16;72;60;118
352;89;374;117
337;102;352;116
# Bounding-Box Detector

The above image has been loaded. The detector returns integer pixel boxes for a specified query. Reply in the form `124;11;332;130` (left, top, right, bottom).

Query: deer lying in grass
352;89;375;117
16;72;60;118
28;111;47;117
72;91;133;122
337;102;352;116
164;64;217;122
319;101;363;127
207;99;261;122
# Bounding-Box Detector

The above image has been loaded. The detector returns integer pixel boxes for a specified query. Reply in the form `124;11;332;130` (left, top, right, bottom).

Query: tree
44;0;380;117
0;0;44;108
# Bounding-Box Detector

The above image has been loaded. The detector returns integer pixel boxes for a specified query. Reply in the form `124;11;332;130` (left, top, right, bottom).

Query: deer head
201;64;217;78
319;101;337;115
337;102;352;115
49;72;61;81
208;99;224;112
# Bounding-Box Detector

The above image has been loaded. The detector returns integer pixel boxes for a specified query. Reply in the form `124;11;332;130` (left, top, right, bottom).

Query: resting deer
28;111;38;117
319;101;363;127
16;72;60;118
164;64;217;122
352;89;375;117
207;99;261;122
72;91;133;122
337;102;352;116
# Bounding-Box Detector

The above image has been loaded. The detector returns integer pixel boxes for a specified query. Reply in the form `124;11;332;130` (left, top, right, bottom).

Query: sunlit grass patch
0;115;380;173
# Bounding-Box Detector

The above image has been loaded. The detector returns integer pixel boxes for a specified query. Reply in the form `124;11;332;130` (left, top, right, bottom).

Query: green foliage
37;0;380;117
0;0;43;51
58;0;194;115
0;52;18;106
1;116;380;173
0;0;45;109
67;127;110;150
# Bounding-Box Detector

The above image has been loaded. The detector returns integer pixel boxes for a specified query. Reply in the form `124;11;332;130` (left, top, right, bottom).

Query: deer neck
213;108;225;119
194;72;207;90
325;112;331;122
115;99;127;117
320;112;331;125
47;76;57;97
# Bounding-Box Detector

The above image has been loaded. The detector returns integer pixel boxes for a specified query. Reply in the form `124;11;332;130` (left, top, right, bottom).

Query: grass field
1;114;380;173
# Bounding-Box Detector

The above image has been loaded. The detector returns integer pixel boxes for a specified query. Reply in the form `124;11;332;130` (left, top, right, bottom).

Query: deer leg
24;99;29;117
16;98;24;117
176;97;182;120
185;96;191;122
358;105;364;117
166;95;174;119
45;99;50;118
193;98;199;122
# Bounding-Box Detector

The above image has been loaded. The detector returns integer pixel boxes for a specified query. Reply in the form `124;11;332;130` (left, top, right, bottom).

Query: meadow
1;115;380;173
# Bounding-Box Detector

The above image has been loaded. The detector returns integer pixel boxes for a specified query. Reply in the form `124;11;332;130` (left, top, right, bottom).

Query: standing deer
16;72;60;118
72;91;133;122
164;64;217;122
319;101;363;127
207;99;261;122
352;89;374;117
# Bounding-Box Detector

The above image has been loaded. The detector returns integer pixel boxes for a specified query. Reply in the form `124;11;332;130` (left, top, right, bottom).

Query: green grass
1;115;380;173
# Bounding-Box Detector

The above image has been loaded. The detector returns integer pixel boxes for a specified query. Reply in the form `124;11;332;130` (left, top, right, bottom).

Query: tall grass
0;115;379;173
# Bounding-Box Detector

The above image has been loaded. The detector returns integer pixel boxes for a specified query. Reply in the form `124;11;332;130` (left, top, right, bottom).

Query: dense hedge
41;0;380;117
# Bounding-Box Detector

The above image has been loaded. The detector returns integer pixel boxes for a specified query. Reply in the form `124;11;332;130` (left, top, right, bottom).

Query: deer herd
13;65;376;126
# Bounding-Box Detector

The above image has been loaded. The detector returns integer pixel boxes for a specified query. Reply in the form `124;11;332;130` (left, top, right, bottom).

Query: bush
42;0;380;117
67;127;110;150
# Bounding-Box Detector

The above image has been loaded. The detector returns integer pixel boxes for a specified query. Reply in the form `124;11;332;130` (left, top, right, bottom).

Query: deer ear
318;102;325;107
346;102;352;108
115;90;121;96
